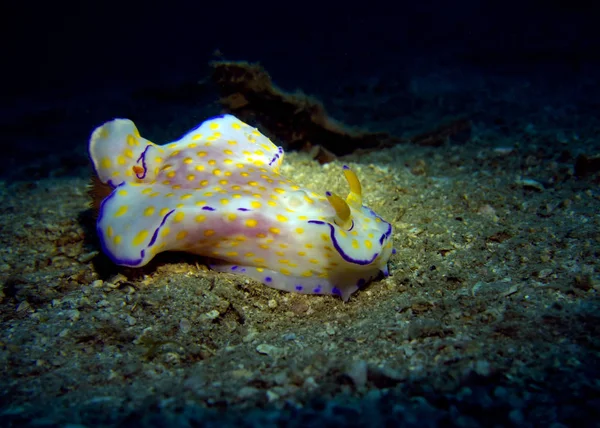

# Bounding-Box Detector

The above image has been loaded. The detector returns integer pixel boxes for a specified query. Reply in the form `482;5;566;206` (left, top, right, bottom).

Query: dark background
1;0;598;177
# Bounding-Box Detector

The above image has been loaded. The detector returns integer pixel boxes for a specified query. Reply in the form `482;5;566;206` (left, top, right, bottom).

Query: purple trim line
201;206;216;211
307;220;379;265
96;182;123;224
378;224;392;245
365;206;390;224
148;209;175;247
268;146;284;166
96;183;144;267
135;145;152;179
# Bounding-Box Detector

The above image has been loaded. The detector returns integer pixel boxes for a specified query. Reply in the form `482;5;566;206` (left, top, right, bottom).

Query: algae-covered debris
211;61;399;160
211;61;473;162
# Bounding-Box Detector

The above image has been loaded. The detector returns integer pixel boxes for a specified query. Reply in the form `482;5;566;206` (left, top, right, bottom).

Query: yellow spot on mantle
126;134;139;147
114;206;128;217
173;212;185;223
132;230;148;246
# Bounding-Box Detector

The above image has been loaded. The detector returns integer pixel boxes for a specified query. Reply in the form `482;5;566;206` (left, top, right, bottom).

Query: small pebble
202;309;220;320
256;344;283;358
325;322;336;335
493;147;514;155
237;386;260;399
179;318;191;334
16;301;30;313
303;377;318;390
516;178;544;192
282;333;296;341
65;309;80;321
266;390;280;402
78;251;99;263
346;360;368;389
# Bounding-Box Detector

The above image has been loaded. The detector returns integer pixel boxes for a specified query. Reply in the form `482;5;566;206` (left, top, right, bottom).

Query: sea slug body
89;114;394;301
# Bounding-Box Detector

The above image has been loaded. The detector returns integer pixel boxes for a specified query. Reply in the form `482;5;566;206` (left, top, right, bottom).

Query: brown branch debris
210;61;398;162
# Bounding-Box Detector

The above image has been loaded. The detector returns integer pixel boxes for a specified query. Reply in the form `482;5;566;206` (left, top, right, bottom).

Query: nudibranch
89;114;394;301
